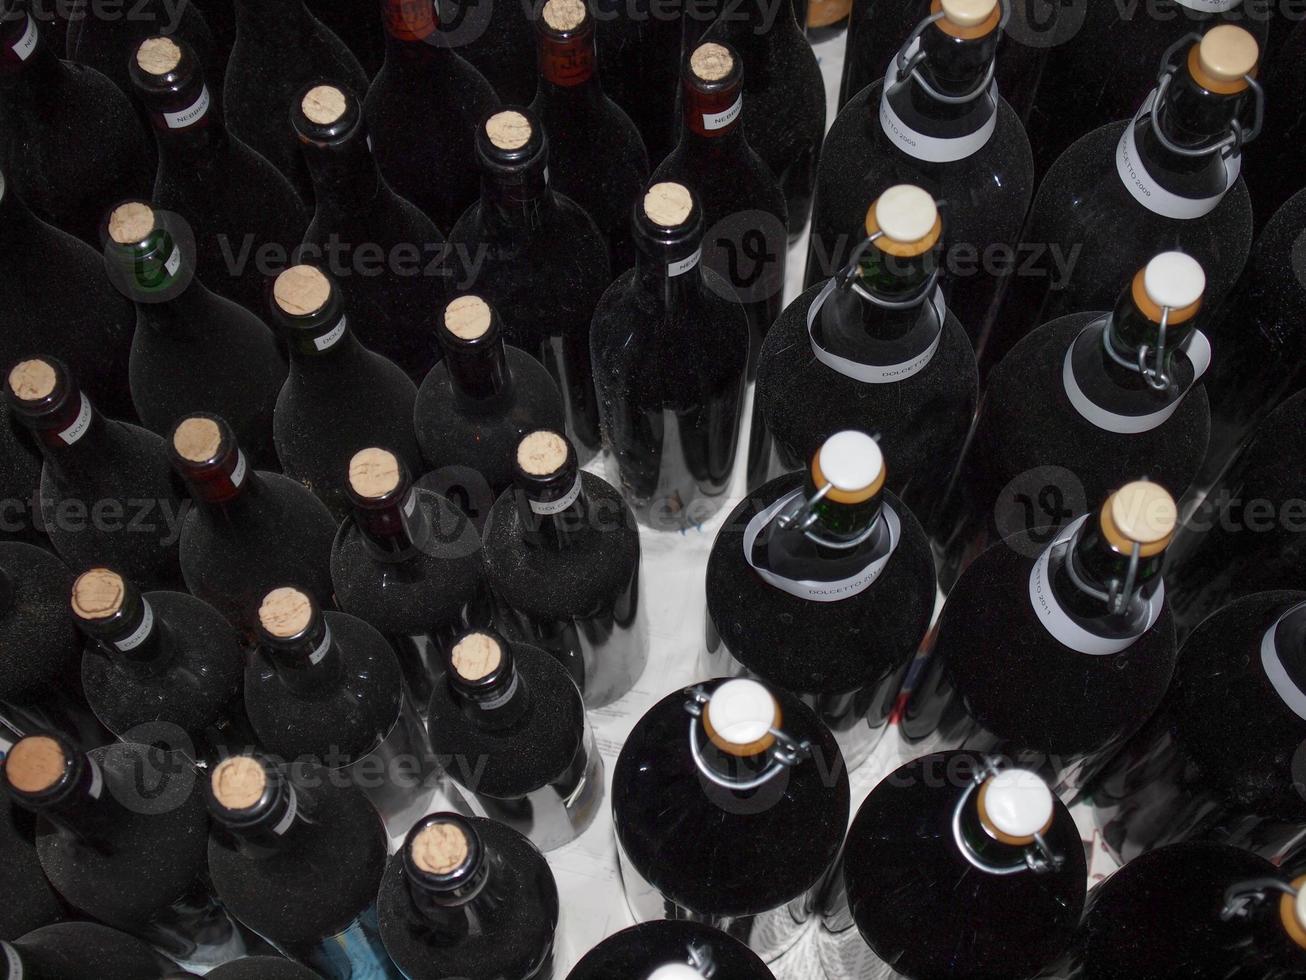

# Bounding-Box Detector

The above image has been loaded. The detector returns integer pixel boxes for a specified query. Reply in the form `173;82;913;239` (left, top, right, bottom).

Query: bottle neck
264;620;346;696
450;656;531;732
480;162;551;232
234;0;310;31
82;595;179;679
955;783;1035;871
0;11;64;94
306;131;383;213
381;0;441;64
535;16;601;103
914;21;999;100
697;718;775;784
633;243;705;310
405;851;495;943
1051;518;1165;621
352;485;435;562
680;76;745;148
1154;59;1247;152
20;751;132;848
180;444;255;508
1100;289;1196;393
823;245;937;349
22;387;104;455
287;305;357;361
446;335;512;407
215;771;312;859
515;472;591;550
141;72;226;160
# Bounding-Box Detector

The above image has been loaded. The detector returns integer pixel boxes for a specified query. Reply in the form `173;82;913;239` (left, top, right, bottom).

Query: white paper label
1115;92;1241;220
529;475;582;515
2;941;21;977
113;599;155;652
1260;604;1306;721
806;276;947;383
57;393;93;445
478;670;520;710
162;85;211;128
230;450;247;489
87;756;104;800
668;247;701;277
314;315;347;351
164;246;182;277
1027;515;1166;655
402;488;417;516
309;624;332;665
878;41;999;163
11;15;37;60
272;784;299;835
741;489;903;602
702;93;742;131
1061;323;1212;434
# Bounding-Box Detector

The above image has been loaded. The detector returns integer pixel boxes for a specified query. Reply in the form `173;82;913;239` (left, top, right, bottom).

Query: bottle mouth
976;769;1055;846
635;181;704;260
539;0;592;38
811;431;885;505
6;358;62;410
476;109;547;172
450;631;504;684
171;414;227;466
293;82;362;145
210;756;270;814
516;430;571;480
348;447;406;502
257;587;317;643
403;813;483;896
1131;252;1205;325
1189;24;1258;95
132;35;189;87
864;184;942;258
703;679;780;758
931;0;1000;39
3;734;70;797
442;294;496;345
687;41;741;93
1100;480;1177;558
273;264;333;320
70;567;127;622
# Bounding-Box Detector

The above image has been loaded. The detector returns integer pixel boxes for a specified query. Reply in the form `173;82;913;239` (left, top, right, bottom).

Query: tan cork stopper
302;85;347;125
690;43;733;81
273;265;331;317
6;736;66;794
108;202;155;245
517;431;567;476
451;633;502;680
543;0;586;30
1198;24;1258;82
348;448;401;499
444;295;492;340
211;757;267;810
173;417;222;462
7;360;57;401
259;588;313;638
486;110;531;150
136;36;181;75
644;182;693;227
70;568;126;621
940;0;997;27
411;821;470;874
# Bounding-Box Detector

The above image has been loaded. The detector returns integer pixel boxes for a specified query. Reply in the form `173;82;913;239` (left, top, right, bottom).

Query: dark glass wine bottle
756;184;978;530
0;1;154;247
0;400;43;545
531;0;650;274
305;0;384;77
292;82;449;384
69;566;253;762
904;480;1180;797
266;263;422;519
1037;841;1306;979
127;34;308;317
206;956;324;980
426;629;604;851
362;0;499;234
591;0;681;165
591;181;748;530
1244;18;1305;231
565;920;775;979
807;0;1034;360
168;413;336;637
102;201;284;471
376;813;560;980
64;0;220;97
224;0;367;201
483;429;646;707
205;753;397;979
5;357;185;590
1;922;177;980
0;732;244;969
820;752;1085;979
0;789;66;942
441;0;534;105
414;294;567;523
448;107;612;459
990;25;1259;374
936;252;1211;590
1089;590;1306;867
704;431;935;770
613;678;849;962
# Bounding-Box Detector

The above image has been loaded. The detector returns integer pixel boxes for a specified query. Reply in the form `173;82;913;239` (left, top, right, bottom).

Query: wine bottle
903;480;1180;797
990;25;1259;373
0;731;244;968
5;357;186;590
168;413;336;636
1037;841;1306;979
128;35;308;318
806;0;1034;359
936;252;1211;590
69;567;253;762
700;0;825;240
565;920;775;979
756;184;978;530
531;0;650;274
0;2;154;247
376;813;560;980
483;429;646;708
1089;590;1306;867
0;400;43;544
292;82;449;384
0;166;137;424
614;678;848;962
102;201;284;471
426;629;604;851
205;753;397;979
331;447;489;709
0;790;66;942
414;294;567;523
266;264;422;519
305;0;384;77
65;0;220;97
819;753;1085;980
1244;18;1305;231
591;0;682;165
704;431;935;770
206;957;325;980
196;0;237;74
591;182;748;530
442;0;535;106
224;0;367;201
448;107;612;458
362;0;499;234
1;922;177;980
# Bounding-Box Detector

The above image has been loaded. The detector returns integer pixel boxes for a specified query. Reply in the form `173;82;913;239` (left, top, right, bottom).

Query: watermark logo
994;465;1086;557
703;208;788;306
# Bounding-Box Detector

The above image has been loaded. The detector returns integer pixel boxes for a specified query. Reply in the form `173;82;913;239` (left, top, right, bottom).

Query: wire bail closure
1149;31;1264;160
1103;308;1176;393
838;231;945;316
1063;519;1144;617
888;0;1008;104
952;756;1065;876
1221;877;1299;921
684;686;811;792
686;941;717;977
774;481;884;550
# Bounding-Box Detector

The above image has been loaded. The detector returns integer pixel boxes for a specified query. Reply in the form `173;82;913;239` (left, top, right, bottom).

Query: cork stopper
411;821;470;874
865;185;942;257
704;679;779;757
348;448;401;499
486;110;531;150
443;295;492;340
273;265;331;317
107;202;155;245
211;757;267;811
5;736;66;794
1198;25;1258;83
1101;481;1177;558
70;568;126;621
542;0;586;30
7;360;57;401
643;182;693;227
136;36;182;74
258;588;313;638
940;0;997;27
451;633;502;680
172;416;222;462
977;769;1055;846
690;43;733;82
301;85;347;125
517;431;568;476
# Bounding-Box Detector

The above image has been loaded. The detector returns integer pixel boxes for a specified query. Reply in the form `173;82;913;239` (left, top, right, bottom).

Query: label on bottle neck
1115;91;1242;220
668;247;702;277
57;393;93;446
879;40;999;163
1027;514;1166;655
2;941;21;977
10;14;37;61
385;0;436;40
741;489;903;601
308;624;332;665
272;783;299;835
164;246;182;278
1061;319;1212;433
702;93;743;132
229;449;248;490
1260;604;1306;721
314;315;348;351
113;598;155;652
806;276;947;383
162;85;211;129
87;755;105;800
541;39;595;87
403;488;418;516
529;474;582;515
479;670;521;710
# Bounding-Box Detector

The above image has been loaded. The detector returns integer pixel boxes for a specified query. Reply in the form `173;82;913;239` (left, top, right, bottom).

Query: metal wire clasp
686;941;717;977
1063;519;1143;617
836;231;945;316
684;686;811;791
952;757;1065;876
887;0;1008;104
1148;31;1265;160
1221;878;1298;921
